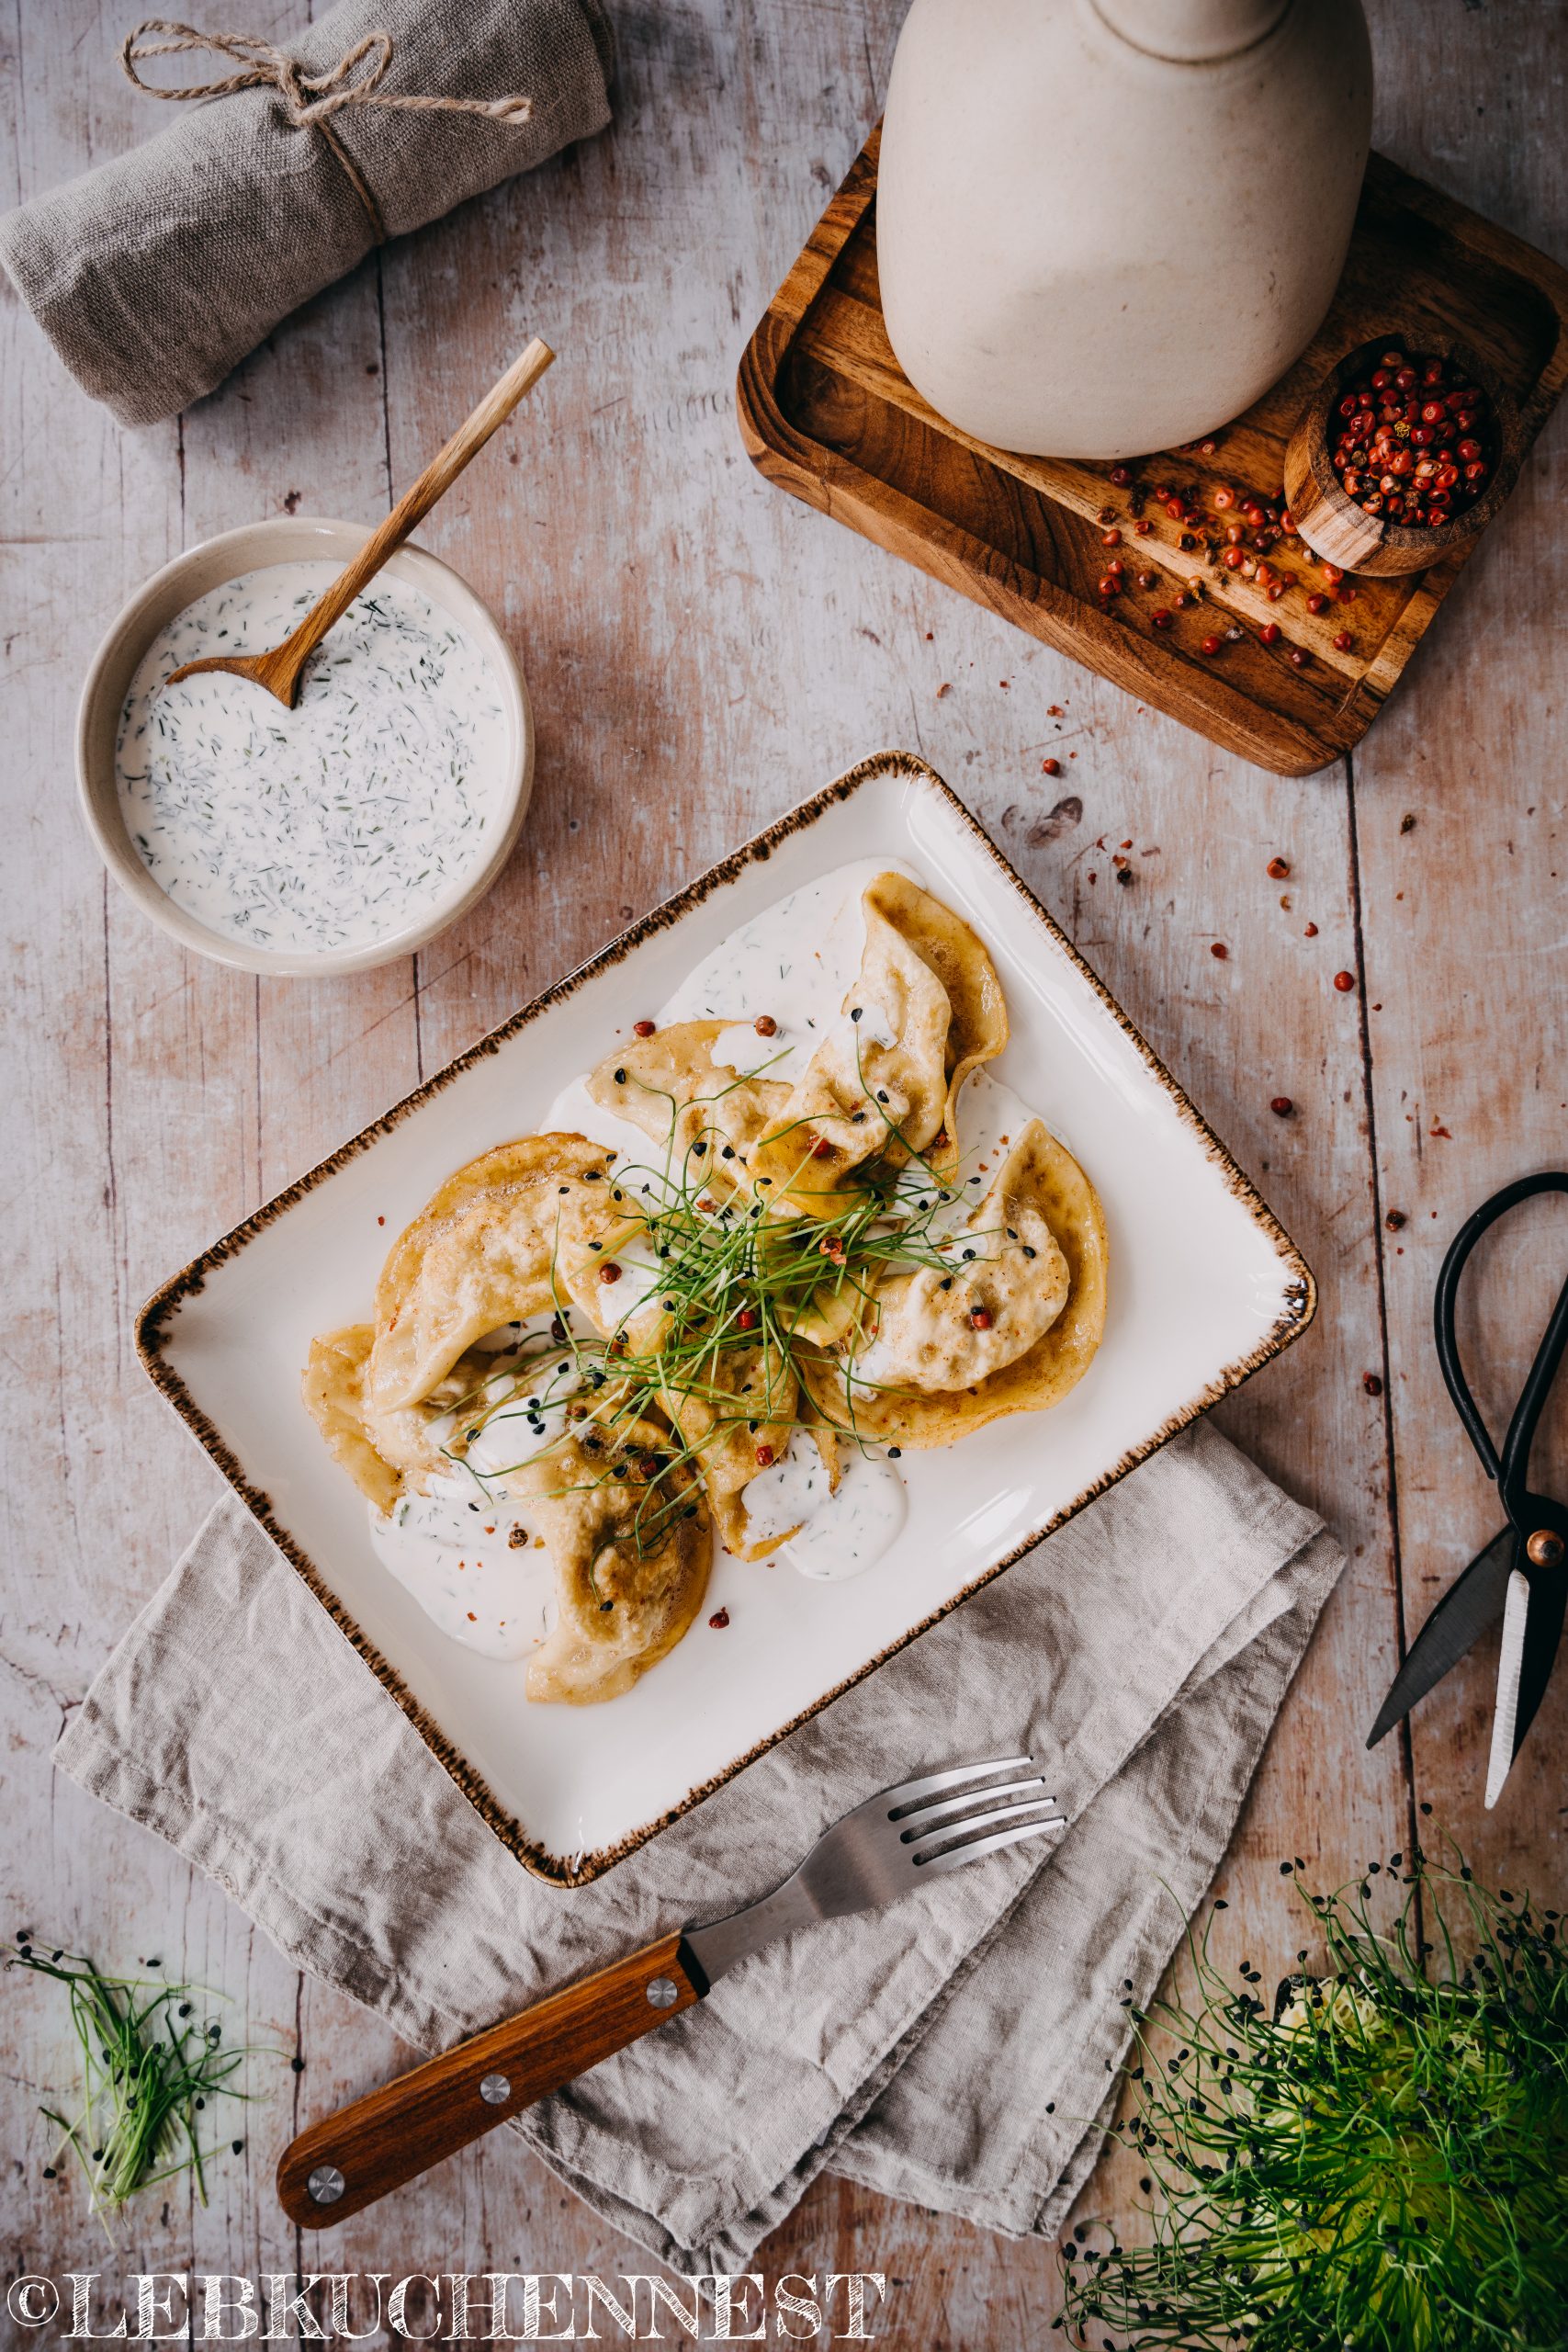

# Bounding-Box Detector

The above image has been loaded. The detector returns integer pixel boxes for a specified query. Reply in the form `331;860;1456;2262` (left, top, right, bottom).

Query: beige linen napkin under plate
0;0;613;426
56;1419;1342;2271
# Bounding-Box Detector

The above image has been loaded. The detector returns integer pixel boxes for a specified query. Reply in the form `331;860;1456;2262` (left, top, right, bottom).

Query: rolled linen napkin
55;1420;1344;2269
0;0;614;426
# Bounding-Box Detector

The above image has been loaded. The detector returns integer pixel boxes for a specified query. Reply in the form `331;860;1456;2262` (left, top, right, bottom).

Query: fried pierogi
751;874;1008;1210
302;865;1107;1705
369;1135;617;1414
587;1021;788;1196
802;1118;1107;1449
504;1413;710;1704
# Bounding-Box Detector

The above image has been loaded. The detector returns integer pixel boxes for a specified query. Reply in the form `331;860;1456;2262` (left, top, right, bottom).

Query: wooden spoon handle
279;335;556;674
276;1928;704;2227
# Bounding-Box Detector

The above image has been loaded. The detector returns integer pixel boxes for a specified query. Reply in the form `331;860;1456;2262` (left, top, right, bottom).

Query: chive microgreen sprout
8;1942;268;2227
440;1058;1014;1555
1059;1843;1568;2350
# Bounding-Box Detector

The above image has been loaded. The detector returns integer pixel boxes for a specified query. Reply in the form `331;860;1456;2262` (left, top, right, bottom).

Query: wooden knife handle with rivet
276;1930;705;2227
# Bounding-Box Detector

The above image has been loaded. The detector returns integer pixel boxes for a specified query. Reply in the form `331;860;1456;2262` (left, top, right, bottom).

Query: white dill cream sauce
367;1313;580;1660
115;561;511;955
369;1474;553;1663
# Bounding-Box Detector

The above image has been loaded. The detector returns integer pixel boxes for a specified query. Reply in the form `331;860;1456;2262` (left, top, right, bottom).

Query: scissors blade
1484;1572;1531;1809
1484;1554;1568;1809
1367;1525;1516;1748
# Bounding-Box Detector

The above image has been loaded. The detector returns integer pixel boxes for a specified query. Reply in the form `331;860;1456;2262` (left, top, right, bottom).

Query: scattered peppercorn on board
738;131;1568;776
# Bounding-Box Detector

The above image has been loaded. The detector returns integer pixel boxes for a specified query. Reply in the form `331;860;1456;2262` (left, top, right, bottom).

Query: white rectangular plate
141;754;1314;1883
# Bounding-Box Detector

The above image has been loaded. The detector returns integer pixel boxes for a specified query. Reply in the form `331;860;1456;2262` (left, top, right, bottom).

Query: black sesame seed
1022;1245;1037;1258
851;1007;863;1022
614;1069;626;1084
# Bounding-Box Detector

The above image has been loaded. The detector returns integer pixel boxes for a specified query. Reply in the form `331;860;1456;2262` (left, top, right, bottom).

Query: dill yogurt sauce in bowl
78;516;532;976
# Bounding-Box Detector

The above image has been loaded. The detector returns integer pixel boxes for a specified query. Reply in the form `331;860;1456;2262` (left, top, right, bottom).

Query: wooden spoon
165;336;556;707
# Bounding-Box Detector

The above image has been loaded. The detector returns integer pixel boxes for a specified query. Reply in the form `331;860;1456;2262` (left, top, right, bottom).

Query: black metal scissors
1368;1171;1568;1806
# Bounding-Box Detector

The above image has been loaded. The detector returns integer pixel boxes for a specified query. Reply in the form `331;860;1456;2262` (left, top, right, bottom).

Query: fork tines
887;1754;1066;1876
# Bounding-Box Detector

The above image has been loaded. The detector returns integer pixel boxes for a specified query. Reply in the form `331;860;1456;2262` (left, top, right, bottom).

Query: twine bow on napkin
119;17;536;240
0;0;613;425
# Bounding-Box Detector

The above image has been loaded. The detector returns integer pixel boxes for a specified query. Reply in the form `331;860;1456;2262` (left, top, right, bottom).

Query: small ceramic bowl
1283;333;1519;577
76;515;534;978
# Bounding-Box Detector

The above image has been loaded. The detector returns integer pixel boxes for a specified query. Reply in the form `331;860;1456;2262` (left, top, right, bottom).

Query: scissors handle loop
1433;1170;1568;1512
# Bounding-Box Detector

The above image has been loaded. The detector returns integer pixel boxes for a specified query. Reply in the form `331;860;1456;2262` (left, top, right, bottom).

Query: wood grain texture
278;1934;704;2228
0;0;1563;2342
739;137;1568;776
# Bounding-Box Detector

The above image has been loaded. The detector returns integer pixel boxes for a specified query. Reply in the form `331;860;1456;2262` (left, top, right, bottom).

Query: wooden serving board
739;131;1568;776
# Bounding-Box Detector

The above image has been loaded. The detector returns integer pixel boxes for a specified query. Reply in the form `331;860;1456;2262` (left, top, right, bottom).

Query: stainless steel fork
277;1755;1065;2226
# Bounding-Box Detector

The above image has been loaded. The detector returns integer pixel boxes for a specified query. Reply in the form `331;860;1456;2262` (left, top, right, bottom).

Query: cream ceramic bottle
876;0;1372;458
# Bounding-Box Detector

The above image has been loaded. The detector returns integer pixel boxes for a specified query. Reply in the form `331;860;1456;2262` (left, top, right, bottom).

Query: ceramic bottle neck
1090;0;1292;62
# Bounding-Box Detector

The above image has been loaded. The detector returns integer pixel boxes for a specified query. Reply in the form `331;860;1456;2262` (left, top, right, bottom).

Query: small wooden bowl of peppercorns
1283;334;1519;575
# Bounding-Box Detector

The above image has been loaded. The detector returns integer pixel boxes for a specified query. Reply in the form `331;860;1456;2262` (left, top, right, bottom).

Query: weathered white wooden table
3;2;1564;2340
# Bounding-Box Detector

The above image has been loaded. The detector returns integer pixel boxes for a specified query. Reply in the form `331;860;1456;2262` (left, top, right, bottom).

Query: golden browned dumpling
302;1326;402;1512
658;1341;807;1560
801;1120;1107;1449
586;1021;789;1198
368;1135;619;1415
750;874;1007;1211
499;1415;711;1703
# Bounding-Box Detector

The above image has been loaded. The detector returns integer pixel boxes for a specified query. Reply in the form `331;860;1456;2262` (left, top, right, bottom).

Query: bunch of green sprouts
1059;1837;1568;2351
441;1055;1005;1554
8;1938;261;2228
